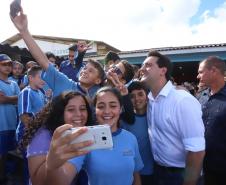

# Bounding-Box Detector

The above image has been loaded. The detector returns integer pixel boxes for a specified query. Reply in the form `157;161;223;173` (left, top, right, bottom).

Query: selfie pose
44;87;143;185
20;91;92;185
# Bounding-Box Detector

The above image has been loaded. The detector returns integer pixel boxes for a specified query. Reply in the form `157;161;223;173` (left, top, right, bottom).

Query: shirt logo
122;149;133;156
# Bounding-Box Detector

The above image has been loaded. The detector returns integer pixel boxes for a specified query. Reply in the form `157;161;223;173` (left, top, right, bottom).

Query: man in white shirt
139;50;205;185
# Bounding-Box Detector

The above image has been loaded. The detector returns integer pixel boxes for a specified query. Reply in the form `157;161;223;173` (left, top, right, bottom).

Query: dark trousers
204;171;226;185
153;163;185;185
141;174;154;185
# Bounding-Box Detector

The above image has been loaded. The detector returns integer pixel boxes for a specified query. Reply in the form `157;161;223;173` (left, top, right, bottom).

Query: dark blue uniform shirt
202;84;226;174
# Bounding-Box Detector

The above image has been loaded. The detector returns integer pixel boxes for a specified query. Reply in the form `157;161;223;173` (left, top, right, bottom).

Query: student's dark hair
202;56;226;75
20;91;92;149
69;44;77;51
128;81;148;95
121;60;135;83
46;52;56;60
93;86;123;107
87;59;105;83
27;66;42;77
147;50;172;81
104;51;120;65
12;61;24;69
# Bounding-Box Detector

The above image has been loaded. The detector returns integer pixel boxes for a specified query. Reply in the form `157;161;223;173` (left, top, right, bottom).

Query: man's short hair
147;50;172;81
27;66;42;77
87;59;105;83
128;81;148;94
203;56;226;75
12;61;24;69
46;52;56;60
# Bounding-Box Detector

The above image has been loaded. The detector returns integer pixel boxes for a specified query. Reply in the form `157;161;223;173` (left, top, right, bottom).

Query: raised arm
10;8;49;70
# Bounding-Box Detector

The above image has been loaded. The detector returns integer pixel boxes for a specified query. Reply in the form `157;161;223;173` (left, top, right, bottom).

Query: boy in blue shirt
8;61;25;90
17;65;46;143
0;54;20;183
17;65;46;185
121;81;154;185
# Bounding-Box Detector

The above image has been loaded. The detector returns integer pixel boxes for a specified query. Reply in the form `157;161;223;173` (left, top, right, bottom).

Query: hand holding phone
62;125;113;151
10;0;21;18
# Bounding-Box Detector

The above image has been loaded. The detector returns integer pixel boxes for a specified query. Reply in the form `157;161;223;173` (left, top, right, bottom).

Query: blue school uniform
0;79;20;154
42;64;100;98
8;76;24;86
121;114;154;175
69;129;143;185
16;86;46;142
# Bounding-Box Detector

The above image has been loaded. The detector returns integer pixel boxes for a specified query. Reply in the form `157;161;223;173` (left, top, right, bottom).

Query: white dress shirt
147;81;205;168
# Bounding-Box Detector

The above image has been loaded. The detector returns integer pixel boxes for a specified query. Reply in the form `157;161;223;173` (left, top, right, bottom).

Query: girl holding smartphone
45;87;143;185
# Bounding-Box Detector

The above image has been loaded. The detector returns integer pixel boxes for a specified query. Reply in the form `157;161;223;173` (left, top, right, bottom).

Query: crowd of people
0;4;225;185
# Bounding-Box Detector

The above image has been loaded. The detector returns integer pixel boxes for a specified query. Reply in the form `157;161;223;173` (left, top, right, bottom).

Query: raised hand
77;41;93;53
10;8;28;34
106;71;128;96
46;124;92;171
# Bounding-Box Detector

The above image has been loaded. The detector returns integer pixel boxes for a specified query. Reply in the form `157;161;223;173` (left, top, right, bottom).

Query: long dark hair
21;91;92;149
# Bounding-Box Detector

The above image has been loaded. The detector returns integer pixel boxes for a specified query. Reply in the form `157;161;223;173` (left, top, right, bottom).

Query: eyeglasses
0;62;13;67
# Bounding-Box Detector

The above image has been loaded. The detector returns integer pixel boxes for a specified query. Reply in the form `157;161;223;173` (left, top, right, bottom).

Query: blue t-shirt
59;60;85;82
22;74;29;86
121;114;154;175
8;76;24;86
69;129;143;185
43;64;100;98
18;86;46;117
16;86;46;141
0;79;20;131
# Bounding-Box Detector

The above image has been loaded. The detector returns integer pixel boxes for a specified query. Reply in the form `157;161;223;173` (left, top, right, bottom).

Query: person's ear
161;67;167;76
94;77;101;85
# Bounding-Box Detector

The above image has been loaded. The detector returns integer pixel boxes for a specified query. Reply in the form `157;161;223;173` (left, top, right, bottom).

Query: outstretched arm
10;8;49;70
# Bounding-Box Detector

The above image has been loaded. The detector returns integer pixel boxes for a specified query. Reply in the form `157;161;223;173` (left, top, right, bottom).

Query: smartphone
10;0;21;18
62;125;113;151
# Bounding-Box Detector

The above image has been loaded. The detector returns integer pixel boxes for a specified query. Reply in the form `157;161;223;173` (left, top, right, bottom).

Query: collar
148;80;174;100
0;78;11;84
135;113;146;117
212;83;226;97
77;83;87;95
65;60;75;66
112;128;122;136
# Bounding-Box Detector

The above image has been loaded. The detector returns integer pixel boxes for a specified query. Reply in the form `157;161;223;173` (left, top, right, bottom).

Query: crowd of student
0;5;226;185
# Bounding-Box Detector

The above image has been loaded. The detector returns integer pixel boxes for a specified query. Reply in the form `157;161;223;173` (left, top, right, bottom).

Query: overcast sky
1;0;226;51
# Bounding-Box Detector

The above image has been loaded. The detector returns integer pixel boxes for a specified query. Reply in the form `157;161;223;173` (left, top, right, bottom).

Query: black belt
154;163;184;173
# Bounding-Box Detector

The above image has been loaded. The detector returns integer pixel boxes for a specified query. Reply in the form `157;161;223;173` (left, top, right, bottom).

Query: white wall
12;39;97;56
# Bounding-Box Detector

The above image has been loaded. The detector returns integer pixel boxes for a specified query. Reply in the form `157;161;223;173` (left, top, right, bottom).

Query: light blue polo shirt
121;114;154;175
0;79;20;131
16;86;46;141
69;129;143;185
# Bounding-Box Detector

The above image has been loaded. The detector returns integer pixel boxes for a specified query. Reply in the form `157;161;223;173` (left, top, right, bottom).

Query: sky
1;0;226;51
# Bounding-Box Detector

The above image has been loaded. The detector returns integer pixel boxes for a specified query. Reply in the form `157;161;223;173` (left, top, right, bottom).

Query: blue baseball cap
0;54;12;62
